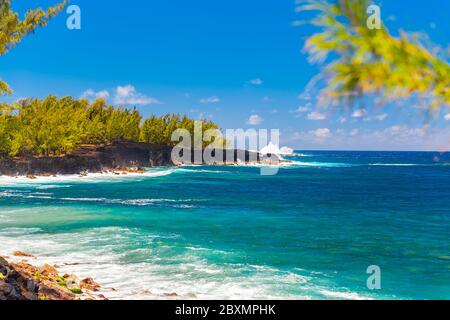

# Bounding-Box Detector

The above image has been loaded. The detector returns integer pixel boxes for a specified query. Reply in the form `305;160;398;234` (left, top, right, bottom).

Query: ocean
0;151;449;300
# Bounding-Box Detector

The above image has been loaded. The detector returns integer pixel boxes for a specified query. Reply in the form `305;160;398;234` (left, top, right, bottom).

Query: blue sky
1;0;450;150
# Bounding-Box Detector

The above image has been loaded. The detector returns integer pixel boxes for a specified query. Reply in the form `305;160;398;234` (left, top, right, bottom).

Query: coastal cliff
0;142;173;176
0;142;268;176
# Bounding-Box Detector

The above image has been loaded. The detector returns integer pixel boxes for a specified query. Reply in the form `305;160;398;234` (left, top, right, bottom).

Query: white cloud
410;127;426;137
291;104;311;113
339;117;347;124
386;125;426;138
352;109;366;118
200;96;220;104
81;89;110;101
444;113;450;121
298;91;311;101
97;90;110;100
375;113;388;121
312;128;331;139
114;85;160;106
189;109;213;119
247;114;264;125
81;89;94;99
248;78;263;85
388;125;402;135
307;111;327;121
284;124;450;151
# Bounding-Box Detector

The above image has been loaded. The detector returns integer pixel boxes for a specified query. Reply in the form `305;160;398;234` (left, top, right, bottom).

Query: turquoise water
0;151;449;300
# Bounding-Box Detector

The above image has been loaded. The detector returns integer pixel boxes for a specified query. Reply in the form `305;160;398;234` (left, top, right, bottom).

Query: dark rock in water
13;251;35;258
164;292;178;297
80;277;101;292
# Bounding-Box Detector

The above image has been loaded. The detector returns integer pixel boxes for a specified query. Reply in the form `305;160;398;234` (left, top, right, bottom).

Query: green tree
82;98;108;144
0;114;13;156
0;0;66;95
12;96;85;156
299;0;450;110
140;115;167;145
104;106;142;143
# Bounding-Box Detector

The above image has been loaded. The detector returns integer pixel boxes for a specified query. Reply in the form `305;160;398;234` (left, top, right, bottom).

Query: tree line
0;96;220;157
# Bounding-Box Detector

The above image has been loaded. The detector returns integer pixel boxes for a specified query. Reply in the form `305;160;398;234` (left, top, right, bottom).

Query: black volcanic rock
0;141;270;176
0;142;173;176
0;257;39;300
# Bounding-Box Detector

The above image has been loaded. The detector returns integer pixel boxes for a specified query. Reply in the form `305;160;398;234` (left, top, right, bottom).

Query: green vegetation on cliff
0;96;220;157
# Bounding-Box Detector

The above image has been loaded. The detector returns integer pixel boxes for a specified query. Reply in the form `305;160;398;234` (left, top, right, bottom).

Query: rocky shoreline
0;252;106;300
0;142;173;177
0;141;280;177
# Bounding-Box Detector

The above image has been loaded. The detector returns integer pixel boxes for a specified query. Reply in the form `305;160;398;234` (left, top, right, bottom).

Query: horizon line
292;149;447;153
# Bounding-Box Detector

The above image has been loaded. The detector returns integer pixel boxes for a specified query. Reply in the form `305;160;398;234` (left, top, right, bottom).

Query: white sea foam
0;227;43;236
0;191;17;198
294;153;315;157
36;185;71;190
1;187;200;209
369;163;420;167
177;168;230;174
60;197;107;202
24;195;53;199
0;168;177;187
230;161;301;169
318;289;373;300
173;204;196;209
290;161;355;168
233;160;356;169
59;197;198;208
0;225;370;300
0;190;54;200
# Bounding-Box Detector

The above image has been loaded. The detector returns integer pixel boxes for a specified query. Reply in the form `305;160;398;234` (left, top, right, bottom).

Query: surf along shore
0;142;289;300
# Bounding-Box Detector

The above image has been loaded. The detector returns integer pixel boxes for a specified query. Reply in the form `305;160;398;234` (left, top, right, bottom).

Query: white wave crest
319;289;373;300
0;227;43;236
0;168;177;187
59;197;198;208
369;163;420;167
290;161;355;168
177;168;230;174
0;226;371;300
